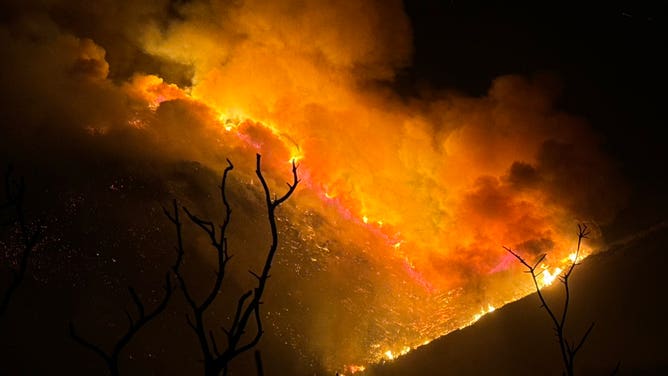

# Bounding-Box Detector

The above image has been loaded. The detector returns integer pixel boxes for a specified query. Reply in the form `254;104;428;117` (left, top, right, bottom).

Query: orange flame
109;1;623;371
0;0;628;373
118;67;610;371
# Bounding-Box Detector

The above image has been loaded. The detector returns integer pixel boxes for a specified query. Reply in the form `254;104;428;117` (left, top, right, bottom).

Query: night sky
389;2;668;375
1;1;667;375
402;0;667;235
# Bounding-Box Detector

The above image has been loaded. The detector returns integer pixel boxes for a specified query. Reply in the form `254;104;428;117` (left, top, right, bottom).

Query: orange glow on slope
115;68;610;371
117;72;608;373
16;1;623;372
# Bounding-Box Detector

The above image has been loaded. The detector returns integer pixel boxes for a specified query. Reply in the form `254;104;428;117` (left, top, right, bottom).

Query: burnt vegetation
164;154;299;376
67;154;299;376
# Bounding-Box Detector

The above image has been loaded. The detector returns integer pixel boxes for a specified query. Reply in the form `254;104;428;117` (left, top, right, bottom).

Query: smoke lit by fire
0;0;627;373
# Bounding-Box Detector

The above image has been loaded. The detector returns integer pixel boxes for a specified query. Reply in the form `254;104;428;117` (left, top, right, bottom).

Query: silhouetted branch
166;154;298;376
254;350;264;376
504;224;593;376
70;270;175;375
69;323;114;366
1;166;42;317
504;246;561;330
572;322;594;356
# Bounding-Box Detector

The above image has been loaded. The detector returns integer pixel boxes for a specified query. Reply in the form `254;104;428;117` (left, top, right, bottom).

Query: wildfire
541;267;563;286
467;304;498;326
344;365;367;375
118;69;605;372
383;346;412;361
12;1;621;372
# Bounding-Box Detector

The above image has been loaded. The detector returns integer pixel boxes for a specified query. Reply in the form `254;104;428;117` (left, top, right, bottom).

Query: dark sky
401;0;667;237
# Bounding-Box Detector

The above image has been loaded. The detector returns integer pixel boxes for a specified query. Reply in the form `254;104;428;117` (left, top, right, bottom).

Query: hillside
369;223;668;376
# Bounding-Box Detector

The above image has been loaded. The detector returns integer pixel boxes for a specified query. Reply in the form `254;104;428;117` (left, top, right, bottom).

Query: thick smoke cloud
0;0;628;372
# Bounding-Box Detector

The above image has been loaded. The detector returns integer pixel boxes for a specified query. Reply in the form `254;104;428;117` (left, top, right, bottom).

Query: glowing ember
541;267;563;286
383;346;411;361
346;365;366;374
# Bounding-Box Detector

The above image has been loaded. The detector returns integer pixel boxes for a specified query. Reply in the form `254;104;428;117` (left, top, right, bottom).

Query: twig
70;268;175;374
1;167;42;317
504;224;592;376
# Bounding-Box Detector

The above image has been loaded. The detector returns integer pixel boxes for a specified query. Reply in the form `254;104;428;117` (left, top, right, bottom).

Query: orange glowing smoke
121;0;625;369
120;69;614;370
0;0;628;373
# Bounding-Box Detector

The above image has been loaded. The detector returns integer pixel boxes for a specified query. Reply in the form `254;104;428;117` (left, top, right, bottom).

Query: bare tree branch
504;224;594;376
572;322;595;356
254;350;264;376
1;166;42;317
166;154;298;376
69;323;114;366
70;270;175;375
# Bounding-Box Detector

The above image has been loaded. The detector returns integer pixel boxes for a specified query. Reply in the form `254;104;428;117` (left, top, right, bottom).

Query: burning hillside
0;0;629;373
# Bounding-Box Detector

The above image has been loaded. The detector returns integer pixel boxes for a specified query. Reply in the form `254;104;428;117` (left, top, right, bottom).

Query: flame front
121;74;606;371
0;0;628;373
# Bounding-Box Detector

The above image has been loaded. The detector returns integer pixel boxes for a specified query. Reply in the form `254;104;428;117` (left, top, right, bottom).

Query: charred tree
164;153;298;376
1;166;42;318
69;271;174;376
504;224;593;376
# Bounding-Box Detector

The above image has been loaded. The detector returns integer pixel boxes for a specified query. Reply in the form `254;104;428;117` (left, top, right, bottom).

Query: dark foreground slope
370;223;668;376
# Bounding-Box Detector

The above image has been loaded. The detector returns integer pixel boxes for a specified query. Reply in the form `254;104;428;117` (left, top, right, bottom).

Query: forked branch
166;154;298;376
69;267;175;375
504;224;592;376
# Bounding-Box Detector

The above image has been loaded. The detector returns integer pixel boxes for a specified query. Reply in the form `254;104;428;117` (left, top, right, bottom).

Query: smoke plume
0;0;627;372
